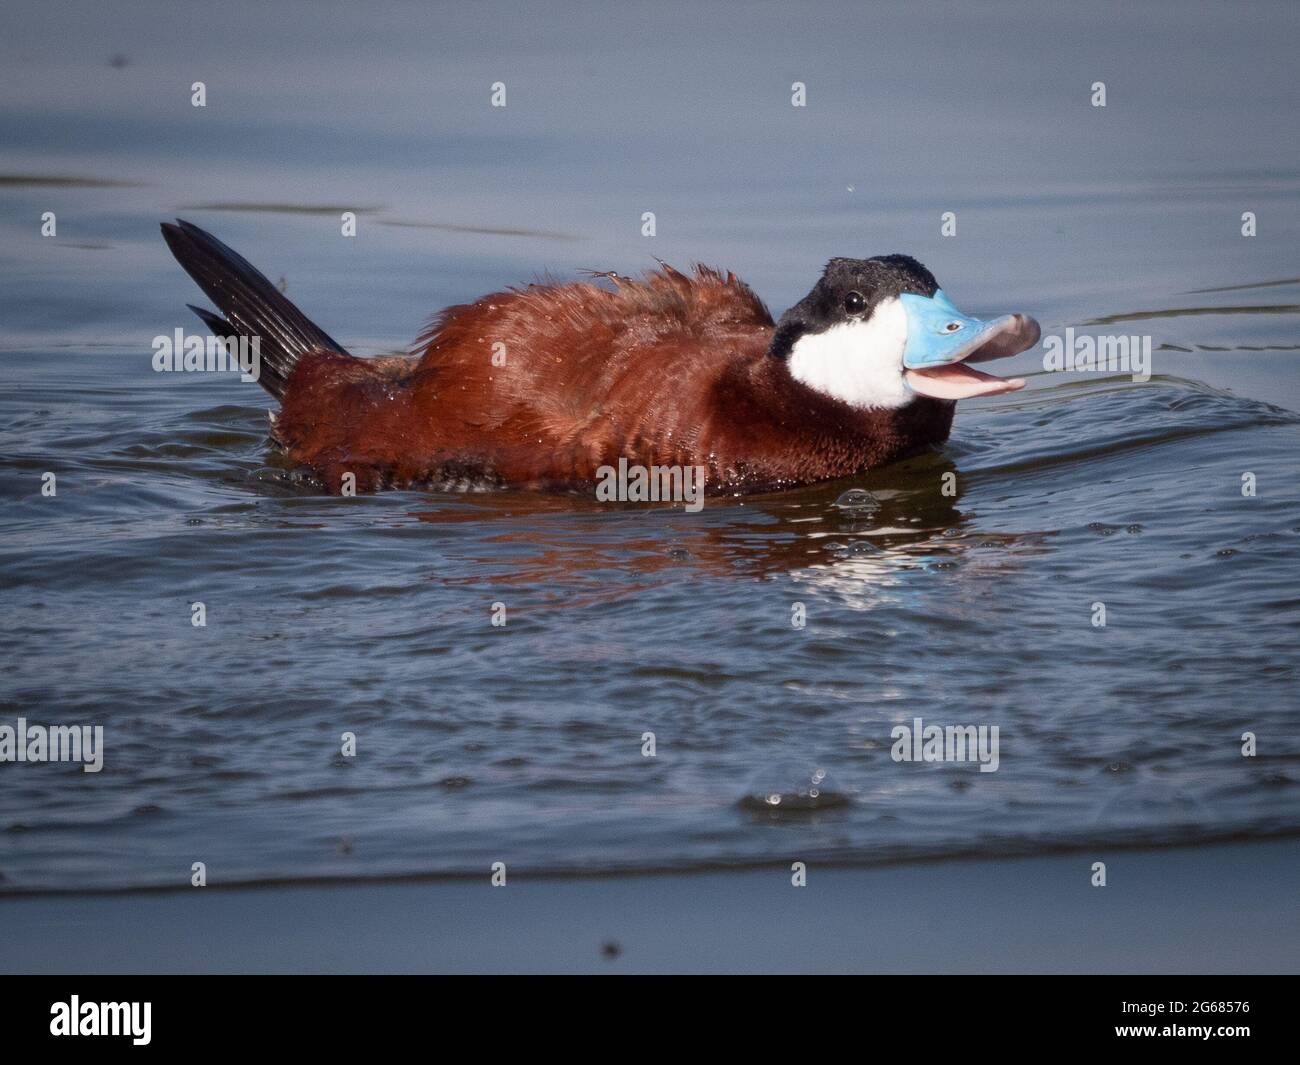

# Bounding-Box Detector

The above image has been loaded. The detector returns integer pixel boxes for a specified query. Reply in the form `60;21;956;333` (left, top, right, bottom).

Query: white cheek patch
786;297;911;409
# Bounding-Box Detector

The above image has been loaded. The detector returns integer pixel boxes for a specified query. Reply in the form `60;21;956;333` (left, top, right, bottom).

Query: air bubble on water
833;488;878;514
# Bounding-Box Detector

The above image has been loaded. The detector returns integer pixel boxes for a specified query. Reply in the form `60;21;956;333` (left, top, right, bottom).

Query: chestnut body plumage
162;221;1037;496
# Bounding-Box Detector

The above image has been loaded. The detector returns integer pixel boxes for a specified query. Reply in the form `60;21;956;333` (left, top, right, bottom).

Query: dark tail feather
161;219;348;399
187;303;234;338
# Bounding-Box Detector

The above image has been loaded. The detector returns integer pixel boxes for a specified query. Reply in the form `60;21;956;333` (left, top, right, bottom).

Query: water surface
1;0;1298;892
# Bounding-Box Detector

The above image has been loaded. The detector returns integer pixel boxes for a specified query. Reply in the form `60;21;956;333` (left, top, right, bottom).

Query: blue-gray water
1;0;1298;893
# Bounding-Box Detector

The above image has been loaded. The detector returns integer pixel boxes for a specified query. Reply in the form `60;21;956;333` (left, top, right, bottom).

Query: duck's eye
843;291;866;315
942;321;963;333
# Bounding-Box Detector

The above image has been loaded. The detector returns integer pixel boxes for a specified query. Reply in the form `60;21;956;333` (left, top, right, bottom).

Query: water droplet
741;765;849;812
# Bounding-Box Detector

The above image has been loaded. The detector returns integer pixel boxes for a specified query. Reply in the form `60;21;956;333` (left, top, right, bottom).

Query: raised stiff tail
160;219;349;399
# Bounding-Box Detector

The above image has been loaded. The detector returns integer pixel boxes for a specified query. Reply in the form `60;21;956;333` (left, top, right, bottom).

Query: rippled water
2;0;1298;892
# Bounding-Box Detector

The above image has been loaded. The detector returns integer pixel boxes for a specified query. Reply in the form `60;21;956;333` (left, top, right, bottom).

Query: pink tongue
905;363;1026;400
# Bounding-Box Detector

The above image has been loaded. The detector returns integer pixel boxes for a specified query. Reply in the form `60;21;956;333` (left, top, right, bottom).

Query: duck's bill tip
964;313;1041;363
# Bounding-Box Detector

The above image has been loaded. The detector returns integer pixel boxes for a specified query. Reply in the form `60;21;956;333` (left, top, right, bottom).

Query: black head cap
769;255;938;359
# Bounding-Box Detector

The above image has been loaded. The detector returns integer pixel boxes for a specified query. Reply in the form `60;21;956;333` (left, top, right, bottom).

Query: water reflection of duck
409;454;979;592
162;220;1039;495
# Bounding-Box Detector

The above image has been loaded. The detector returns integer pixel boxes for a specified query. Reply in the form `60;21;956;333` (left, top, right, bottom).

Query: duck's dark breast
697;357;956;492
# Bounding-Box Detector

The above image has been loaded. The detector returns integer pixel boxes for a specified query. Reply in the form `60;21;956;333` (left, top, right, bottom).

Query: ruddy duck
162;220;1039;495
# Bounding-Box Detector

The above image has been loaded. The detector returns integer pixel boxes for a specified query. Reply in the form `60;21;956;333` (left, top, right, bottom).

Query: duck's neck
706;357;955;490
